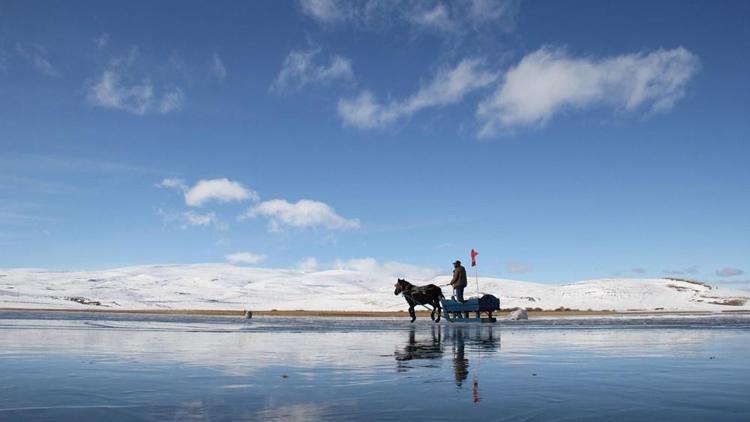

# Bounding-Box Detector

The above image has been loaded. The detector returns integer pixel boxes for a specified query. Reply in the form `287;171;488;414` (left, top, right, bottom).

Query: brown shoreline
1;307;747;317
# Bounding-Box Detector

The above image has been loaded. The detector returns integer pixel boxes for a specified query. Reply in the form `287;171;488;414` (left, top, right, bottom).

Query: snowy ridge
1;264;748;312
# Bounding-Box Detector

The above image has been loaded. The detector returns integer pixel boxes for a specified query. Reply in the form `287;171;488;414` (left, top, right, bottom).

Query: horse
394;278;444;323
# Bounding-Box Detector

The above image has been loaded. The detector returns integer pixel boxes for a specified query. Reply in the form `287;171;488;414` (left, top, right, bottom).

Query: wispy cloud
299;0;519;34
631;267;647;274
410;3;455;32
226;251;267;265
182;210;223;228
158;209;227;231
664;265;700;276
506;261;532;274
716;267;744;277
0;199;59;227
159;87;184;113
242;199;360;231
1;154;162;181
94;33;110;48
86;48;186;115
466;0;519;27
0;174;76;194
87;69;154;115
211;53;227;81
271;47;353;93
333;257;440;280
477;46;700;136
299;0;346;24
297;257;320;272
155;178;188;191
15;43;60;77
338;58;496;128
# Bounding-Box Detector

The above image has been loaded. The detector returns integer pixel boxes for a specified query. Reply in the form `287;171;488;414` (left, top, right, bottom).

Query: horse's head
394;278;406;296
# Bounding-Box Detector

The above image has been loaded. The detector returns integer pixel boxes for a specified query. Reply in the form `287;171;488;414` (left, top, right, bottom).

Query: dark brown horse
394;278;444;323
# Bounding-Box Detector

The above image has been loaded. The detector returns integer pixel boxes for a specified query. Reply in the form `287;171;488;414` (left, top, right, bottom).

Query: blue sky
1;0;748;286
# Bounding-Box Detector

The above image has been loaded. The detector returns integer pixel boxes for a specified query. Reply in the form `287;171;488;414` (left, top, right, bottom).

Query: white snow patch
0;265;747;312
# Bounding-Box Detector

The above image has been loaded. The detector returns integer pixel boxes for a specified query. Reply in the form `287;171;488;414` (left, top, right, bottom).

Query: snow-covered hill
1;264;748;312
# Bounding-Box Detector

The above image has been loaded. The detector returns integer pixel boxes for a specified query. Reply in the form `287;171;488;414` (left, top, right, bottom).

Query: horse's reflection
394;325;501;388
394;325;443;371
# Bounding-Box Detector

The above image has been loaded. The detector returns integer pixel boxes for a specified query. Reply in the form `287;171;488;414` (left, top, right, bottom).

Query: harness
401;288;438;312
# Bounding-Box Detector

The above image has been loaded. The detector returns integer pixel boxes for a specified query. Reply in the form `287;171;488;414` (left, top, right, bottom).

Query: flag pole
475;267;479;296
471;248;480;296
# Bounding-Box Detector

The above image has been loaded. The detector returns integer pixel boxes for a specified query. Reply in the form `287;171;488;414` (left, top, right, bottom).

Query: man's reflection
395;325;500;390
452;327;469;386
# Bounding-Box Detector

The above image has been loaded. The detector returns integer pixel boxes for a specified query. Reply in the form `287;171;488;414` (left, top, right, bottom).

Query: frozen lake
1;312;749;421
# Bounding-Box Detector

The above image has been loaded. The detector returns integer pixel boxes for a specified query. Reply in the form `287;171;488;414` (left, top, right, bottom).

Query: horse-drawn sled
394;278;501;323
440;295;500;323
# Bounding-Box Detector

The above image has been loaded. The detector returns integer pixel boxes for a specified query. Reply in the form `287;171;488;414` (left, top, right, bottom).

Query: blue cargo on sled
441;294;501;323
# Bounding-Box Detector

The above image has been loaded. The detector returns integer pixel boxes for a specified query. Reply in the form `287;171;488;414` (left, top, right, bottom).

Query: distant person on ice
450;260;468;302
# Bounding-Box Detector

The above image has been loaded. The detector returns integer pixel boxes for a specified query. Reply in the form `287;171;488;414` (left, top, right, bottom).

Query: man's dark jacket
450;265;468;288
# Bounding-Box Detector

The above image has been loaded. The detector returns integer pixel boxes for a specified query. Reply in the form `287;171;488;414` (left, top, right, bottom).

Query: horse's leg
409;305;416;323
434;299;441;323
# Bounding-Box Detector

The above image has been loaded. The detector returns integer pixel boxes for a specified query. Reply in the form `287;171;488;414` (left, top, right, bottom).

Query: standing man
450;260;468;302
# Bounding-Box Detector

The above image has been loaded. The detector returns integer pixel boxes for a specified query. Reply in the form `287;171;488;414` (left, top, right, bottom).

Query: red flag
470;249;478;267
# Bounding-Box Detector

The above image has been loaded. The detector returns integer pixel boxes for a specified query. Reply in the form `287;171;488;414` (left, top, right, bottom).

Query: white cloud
338;58;497;128
333;257;441;280
182;211;219;227
411;4;454;32
158;209;226;230
297;257;320;272
86;48;188;115
185;178;258;207
466;0;519;27
299;0;518;34
271;48;353;93
226;251;267;265
716;267;744;277
477;46;700;136
16;43;60;77
94;33;110;48
299;0;346;23
242;199;359;231
159;87;185;113
211;53;227;80
506;261;532;274
87;70;154;115
155;178;188;191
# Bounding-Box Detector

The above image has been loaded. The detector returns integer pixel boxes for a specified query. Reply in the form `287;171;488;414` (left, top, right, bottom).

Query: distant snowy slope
0;264;748;312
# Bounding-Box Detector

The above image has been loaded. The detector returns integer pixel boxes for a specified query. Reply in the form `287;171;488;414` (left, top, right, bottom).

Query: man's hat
453;260;461;265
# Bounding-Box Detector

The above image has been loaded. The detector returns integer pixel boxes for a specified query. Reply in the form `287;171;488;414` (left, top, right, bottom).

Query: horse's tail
439;288;445;299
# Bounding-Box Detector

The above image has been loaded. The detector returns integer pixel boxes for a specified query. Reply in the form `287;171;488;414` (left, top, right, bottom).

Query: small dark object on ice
65;296;101;306
244;310;253;319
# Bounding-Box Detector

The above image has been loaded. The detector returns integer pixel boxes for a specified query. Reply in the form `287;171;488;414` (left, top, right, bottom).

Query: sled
441;294;500;323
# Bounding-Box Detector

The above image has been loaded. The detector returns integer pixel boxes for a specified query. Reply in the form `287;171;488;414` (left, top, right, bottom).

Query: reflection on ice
395;325;500;389
2;313;747;373
1;312;750;421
